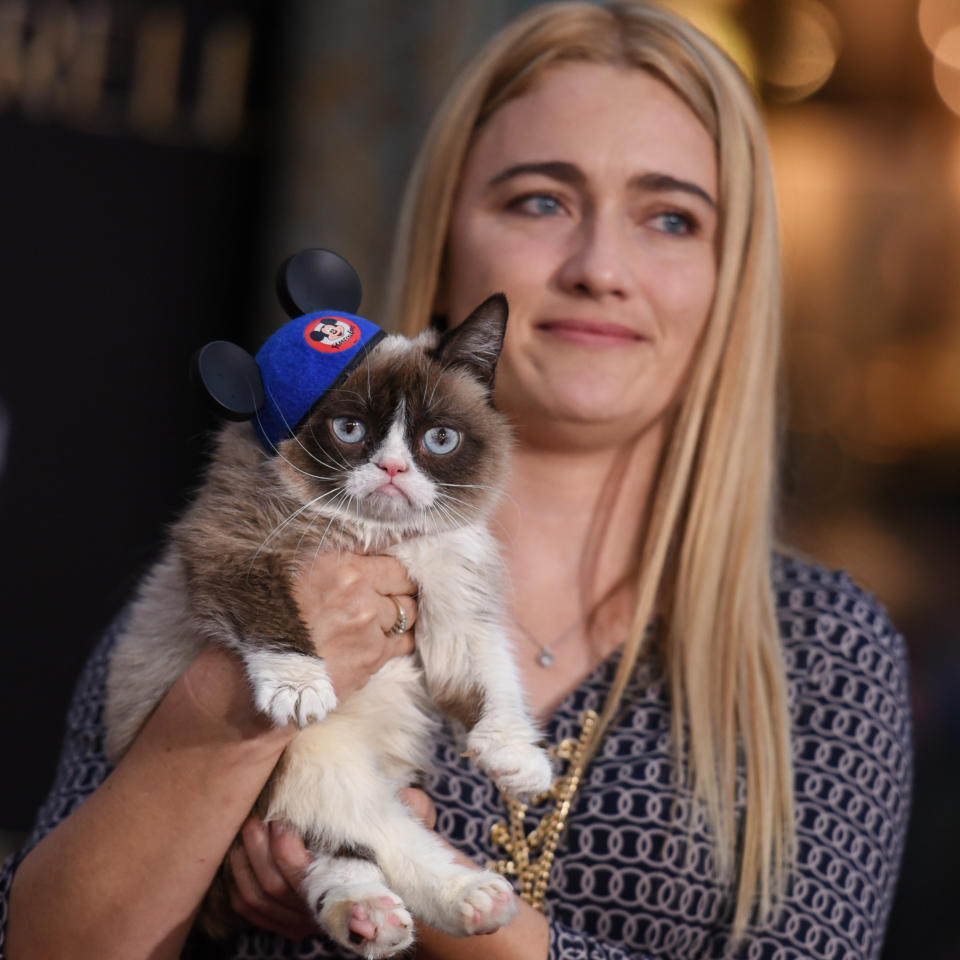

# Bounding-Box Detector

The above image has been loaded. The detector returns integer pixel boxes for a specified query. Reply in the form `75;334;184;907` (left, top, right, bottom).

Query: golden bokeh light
935;23;960;67
763;0;841;102
918;0;960;54
933;52;960;114
658;0;756;82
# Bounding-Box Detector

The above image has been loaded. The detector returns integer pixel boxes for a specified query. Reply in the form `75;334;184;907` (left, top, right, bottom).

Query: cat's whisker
425;371;446;410
436;481;499;492
432;499;469;529
248;489;351;574
308;495;350;563
256;389;351;476
434;491;477;513
251;415;336;483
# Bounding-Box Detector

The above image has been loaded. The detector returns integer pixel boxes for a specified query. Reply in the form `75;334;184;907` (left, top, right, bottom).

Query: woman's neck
497;434;660;601
494;430;664;717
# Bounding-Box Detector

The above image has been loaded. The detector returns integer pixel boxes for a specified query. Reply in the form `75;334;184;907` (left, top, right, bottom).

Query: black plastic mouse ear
276;248;363;318
192;340;265;421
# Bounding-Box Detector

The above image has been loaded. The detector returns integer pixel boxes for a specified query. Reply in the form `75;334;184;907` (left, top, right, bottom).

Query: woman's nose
557;211;636;299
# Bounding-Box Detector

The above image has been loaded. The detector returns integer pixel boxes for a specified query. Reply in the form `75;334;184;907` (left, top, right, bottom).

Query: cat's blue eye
331;416;367;443
422;426;460;455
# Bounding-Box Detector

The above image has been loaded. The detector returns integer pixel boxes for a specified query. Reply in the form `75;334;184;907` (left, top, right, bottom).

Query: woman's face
442;62;718;451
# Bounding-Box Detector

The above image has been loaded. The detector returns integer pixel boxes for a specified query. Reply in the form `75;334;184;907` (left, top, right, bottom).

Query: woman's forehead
465;61;717;199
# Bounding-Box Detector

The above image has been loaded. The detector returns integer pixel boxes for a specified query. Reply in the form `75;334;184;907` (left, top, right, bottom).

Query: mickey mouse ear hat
193;249;386;452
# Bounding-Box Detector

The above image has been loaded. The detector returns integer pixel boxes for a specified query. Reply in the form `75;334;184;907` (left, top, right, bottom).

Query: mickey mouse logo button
304;315;362;353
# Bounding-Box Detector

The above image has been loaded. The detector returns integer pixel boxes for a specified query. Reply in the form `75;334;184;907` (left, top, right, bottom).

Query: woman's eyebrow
630;172;716;208
487;160;586;189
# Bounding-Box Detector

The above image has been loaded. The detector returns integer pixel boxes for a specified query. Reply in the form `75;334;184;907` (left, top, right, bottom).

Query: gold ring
389;596;408;635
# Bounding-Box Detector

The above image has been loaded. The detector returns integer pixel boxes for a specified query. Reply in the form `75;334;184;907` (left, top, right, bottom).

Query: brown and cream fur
104;296;552;957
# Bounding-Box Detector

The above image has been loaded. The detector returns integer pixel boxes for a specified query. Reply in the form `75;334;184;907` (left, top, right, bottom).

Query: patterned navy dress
0;555;912;959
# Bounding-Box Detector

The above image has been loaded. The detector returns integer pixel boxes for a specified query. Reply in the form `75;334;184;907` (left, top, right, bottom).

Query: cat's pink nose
378;459;407;478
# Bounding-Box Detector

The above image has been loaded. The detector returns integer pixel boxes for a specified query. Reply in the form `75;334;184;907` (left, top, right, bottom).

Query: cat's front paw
319;884;413;959
466;729;554;800
244;649;338;727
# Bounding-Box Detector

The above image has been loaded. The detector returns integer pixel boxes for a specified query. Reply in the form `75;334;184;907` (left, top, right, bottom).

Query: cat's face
277;296;511;534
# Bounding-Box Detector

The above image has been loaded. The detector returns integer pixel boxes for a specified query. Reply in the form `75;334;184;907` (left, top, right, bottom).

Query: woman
1;3;911;958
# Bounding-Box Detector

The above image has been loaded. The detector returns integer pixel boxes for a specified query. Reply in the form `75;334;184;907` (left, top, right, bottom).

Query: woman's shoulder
771;548;911;821
771;550;908;681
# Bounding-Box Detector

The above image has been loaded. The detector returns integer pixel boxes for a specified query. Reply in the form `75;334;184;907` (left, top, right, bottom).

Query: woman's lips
536;319;644;347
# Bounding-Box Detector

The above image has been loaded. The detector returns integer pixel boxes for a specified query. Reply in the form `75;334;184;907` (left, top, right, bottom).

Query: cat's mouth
362;481;420;518
373;481;410;503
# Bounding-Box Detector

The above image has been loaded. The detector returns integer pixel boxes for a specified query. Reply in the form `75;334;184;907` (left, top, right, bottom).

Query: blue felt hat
193;249;385;453
253;310;385;450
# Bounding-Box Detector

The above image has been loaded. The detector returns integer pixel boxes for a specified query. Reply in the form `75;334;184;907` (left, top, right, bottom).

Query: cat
104;293;554;958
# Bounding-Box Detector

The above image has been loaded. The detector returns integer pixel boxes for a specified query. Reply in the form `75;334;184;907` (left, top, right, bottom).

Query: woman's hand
228;818;320;939
293;552;418;701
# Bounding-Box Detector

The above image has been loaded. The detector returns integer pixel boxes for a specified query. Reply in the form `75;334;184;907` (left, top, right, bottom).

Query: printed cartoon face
304;315;362;353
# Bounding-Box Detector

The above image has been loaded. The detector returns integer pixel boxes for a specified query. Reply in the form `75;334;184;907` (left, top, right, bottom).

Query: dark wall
0;0;282;832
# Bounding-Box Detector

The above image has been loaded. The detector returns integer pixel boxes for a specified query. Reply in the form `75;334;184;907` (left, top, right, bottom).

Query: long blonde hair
386;0;792;936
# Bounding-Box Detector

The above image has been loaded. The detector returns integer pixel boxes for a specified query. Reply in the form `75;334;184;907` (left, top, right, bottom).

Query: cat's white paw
466;730;554;800
320;884;414;959
244;649;338;727
448;871;518;936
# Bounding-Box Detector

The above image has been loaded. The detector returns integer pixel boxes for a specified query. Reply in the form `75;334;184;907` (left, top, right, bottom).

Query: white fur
244;648;338;727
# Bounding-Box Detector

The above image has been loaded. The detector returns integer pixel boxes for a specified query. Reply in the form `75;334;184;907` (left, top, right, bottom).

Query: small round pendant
537;648;555;668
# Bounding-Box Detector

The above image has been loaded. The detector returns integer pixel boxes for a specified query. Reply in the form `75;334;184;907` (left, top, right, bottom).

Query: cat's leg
242;648;338;727
302;849;414;959
457;625;555;799
371;795;518;937
392;530;554;801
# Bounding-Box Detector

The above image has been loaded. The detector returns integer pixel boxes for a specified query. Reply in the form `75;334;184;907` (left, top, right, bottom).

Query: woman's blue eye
331;417;367;443
422;426;460;455
512;193;564;217
654;211;695;235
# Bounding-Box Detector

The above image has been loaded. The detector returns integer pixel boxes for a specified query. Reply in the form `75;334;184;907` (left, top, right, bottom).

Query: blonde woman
1;3;911;959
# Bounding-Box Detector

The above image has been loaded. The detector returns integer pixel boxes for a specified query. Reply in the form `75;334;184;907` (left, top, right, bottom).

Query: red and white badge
303;315;362;353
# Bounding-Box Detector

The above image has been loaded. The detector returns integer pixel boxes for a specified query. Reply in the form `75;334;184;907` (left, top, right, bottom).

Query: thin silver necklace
513;618;585;669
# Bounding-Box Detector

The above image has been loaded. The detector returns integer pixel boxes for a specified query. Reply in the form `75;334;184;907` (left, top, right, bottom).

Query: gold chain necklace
487;708;601;910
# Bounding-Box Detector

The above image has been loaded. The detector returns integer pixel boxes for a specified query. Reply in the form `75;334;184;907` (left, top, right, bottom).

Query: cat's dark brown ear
432;293;508;393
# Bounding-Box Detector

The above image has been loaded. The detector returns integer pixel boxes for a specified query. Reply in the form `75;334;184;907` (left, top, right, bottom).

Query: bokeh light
933;43;960;114
918;0;960;54
763;0;840;102
659;0;757;82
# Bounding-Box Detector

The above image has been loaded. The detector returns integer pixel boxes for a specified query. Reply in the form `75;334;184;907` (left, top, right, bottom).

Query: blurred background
0;0;956;955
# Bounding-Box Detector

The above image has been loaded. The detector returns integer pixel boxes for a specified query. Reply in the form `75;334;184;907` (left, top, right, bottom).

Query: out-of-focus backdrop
0;1;956;955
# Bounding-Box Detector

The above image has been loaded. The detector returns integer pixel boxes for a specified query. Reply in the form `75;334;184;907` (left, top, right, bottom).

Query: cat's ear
432;293;508;392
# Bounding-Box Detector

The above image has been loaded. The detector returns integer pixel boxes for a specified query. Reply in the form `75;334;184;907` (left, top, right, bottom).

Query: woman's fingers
291;553;420;699
267;820;314;891
364;554;419;598
229;817;320;938
241;817;306;903
382;592;417;638
399;787;438;830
